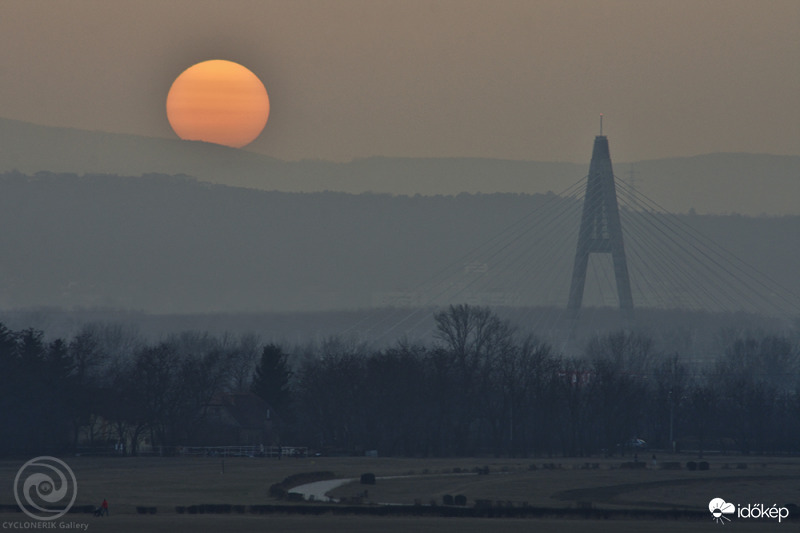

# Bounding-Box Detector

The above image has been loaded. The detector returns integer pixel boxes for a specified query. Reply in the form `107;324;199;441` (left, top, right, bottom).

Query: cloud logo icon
709;498;735;524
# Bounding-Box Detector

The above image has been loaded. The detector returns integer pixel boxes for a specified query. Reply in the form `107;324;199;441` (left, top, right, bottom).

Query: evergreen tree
251;344;291;414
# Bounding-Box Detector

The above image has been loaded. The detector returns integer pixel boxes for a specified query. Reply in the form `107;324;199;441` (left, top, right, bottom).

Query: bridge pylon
566;135;634;322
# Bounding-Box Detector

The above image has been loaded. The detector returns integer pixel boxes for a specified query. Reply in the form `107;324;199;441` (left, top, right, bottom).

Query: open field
329;457;800;511
0;513;784;533
2;454;798;532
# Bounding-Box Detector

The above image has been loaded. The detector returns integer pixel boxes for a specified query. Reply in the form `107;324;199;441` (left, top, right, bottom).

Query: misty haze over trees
0;171;797;317
1;305;799;458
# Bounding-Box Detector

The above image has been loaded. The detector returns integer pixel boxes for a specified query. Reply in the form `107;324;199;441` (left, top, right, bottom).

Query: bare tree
229;333;261;392
433;304;515;455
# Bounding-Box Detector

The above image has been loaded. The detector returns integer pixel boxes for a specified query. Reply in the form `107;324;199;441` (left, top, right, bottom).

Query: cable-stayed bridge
344;134;800;347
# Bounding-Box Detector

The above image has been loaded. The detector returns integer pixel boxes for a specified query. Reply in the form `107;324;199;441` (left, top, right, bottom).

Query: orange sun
166;59;269;148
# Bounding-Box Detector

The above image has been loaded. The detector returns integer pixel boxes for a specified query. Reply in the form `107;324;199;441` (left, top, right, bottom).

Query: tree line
292;305;800;457
0;323;279;456
1;305;798;457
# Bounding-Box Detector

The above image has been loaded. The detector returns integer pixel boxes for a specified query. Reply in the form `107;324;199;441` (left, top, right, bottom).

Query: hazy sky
2;0;798;163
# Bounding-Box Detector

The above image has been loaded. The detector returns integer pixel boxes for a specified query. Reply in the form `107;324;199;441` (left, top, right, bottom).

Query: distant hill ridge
1;117;798;215
0;170;797;314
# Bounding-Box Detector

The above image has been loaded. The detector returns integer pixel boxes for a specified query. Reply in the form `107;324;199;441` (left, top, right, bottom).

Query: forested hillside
0;171;797;315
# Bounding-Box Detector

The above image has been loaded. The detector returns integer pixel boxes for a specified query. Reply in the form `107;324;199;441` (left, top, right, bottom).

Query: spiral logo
13;456;77;520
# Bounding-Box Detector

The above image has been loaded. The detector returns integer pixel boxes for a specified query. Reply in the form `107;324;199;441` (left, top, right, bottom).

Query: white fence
178;445;309;458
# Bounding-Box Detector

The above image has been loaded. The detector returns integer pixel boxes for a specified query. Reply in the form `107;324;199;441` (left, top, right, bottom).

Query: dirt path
290;473;476;504
288;478;355;502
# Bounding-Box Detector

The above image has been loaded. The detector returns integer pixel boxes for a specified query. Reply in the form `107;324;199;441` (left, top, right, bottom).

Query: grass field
2;454;798;532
